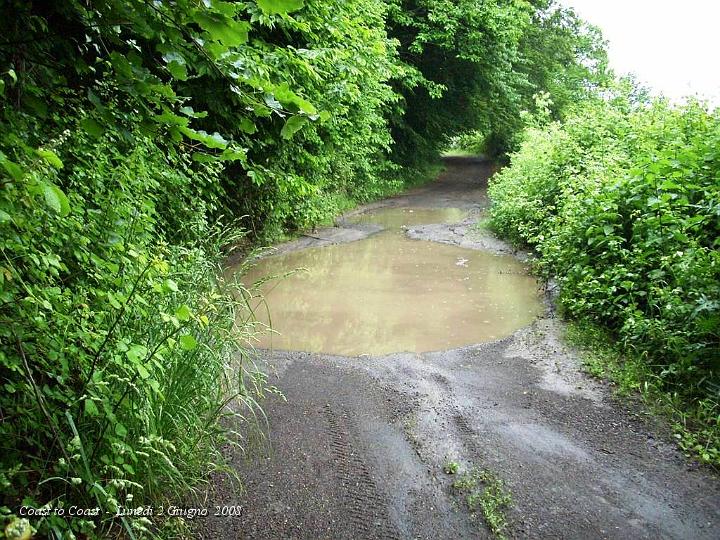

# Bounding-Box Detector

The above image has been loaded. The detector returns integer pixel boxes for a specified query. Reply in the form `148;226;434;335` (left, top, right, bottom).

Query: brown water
345;207;468;228
239;209;542;356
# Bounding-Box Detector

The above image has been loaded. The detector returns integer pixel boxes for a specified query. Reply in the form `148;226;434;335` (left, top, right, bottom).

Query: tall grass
3;223;270;539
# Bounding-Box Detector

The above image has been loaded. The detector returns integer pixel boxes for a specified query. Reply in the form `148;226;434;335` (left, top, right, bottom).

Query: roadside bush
489;93;720;459
0;123;270;537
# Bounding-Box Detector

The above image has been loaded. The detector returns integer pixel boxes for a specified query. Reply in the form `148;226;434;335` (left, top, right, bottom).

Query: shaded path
199;158;720;539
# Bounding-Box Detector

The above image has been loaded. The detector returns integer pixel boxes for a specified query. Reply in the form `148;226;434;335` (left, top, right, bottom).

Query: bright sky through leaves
558;0;720;105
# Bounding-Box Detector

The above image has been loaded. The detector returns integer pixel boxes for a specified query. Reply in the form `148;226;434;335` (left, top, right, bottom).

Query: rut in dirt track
198;158;720;540
322;403;401;540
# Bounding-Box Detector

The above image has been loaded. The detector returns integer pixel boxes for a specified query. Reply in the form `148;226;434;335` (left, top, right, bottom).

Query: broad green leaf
0;154;23;180
0;79;4;96
115;423;128;438
239;117;257;134
109;52;133;79
37;149;63;169
126;344;148;364
179;127;228;149
163;52;188;80
87;89;103;109
219;147;247;162
84;399;99;417
164;279;179;292
175;304;192;321
0;209;10;223
136;363;150;379
148;379;162;396
264;94;283;110
257;0;305;15
193;12;249;46
273;83;316;114
155;110;189;127
23;94;47;117
107;292;122;309
80;117;105;138
252;102;273;117
167;60;188;81
191;152;218;163
180;106;208;119
212;0;242;17
281;115;309;139
39;181;70;217
179;334;197;351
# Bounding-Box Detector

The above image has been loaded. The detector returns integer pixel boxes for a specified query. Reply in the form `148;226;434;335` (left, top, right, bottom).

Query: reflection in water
237;227;543;356
346;207;468;228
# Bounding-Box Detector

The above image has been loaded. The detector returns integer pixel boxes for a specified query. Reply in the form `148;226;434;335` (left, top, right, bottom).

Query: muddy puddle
238;207;542;356
345;207;468;228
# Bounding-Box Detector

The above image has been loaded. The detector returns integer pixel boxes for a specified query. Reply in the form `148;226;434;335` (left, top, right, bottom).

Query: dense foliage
489;90;720;461
0;125;271;538
0;0;607;537
436;0;608;158
386;0;533;164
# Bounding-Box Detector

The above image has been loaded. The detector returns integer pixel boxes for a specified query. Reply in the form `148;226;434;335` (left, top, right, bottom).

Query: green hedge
490;91;720;431
0;126;272;538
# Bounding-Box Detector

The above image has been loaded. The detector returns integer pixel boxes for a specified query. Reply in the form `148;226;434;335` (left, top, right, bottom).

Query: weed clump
451;466;513;539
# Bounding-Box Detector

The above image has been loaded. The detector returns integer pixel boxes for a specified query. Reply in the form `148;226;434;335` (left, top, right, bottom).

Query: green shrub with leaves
489;91;720;461
0;119;272;536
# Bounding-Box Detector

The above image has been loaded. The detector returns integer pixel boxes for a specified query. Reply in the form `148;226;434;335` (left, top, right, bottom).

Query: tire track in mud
322;403;401;540
451;412;477;446
426;368;504;537
430;370;484;456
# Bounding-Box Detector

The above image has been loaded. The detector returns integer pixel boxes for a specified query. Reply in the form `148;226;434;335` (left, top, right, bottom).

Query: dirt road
200;158;720;539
